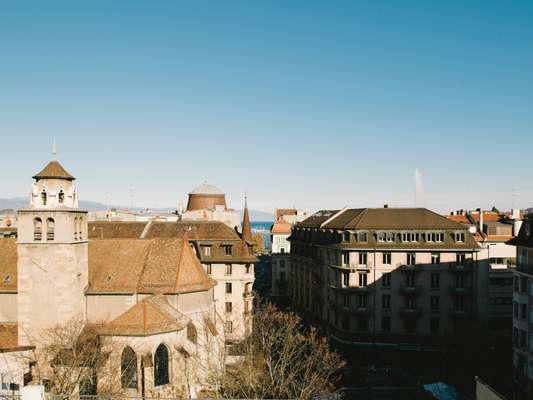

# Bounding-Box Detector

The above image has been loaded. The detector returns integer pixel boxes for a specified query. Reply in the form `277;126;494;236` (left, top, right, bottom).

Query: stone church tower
16;160;88;346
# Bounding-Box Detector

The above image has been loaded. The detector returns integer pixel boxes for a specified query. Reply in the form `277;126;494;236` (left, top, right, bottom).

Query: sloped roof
0;239;17;293
87;238;216;294
508;219;533;249
446;214;471;225
271;220;292;234
298;210;340;228
275;208;297;221
33;160;75;181
241;202;253;243
321;208;467;230
96;295;190;336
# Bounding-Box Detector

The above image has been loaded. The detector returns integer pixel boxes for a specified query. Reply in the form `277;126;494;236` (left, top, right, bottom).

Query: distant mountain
0;197;274;221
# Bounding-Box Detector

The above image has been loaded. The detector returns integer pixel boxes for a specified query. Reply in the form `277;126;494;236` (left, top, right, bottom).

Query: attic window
105;276;112;283
3;275;11;284
455;232;465;243
357;232;368;242
223;245;233;256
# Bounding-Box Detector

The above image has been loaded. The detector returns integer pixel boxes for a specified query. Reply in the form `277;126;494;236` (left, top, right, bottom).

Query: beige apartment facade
290;207;480;349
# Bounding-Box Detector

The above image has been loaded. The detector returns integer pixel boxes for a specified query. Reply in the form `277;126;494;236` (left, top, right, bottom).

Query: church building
0;159;255;397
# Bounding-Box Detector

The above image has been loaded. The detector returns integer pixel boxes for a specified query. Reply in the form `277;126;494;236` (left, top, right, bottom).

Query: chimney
479;210;484;234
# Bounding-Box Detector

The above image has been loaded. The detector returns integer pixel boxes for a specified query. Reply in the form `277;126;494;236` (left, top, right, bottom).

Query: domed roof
190;183;224;195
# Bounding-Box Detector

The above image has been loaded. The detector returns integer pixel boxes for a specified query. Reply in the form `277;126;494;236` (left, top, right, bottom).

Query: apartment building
289;207;479;349
508;216;533;397
270;209;309;304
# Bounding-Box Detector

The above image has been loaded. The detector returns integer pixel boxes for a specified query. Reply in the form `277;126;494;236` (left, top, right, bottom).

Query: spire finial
52;137;57;160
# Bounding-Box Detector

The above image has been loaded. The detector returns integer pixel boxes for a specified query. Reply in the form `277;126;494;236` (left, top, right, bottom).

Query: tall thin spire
241;194;252;243
52;137;57;160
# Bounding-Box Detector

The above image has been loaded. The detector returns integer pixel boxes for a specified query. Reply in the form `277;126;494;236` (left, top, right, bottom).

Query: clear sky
1;1;532;213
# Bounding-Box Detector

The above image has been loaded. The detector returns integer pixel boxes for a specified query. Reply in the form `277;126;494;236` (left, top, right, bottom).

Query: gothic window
154;344;169;386
34;218;42;241
46;218;55;241
41;190;47;206
58;190;65;204
120;346;137;389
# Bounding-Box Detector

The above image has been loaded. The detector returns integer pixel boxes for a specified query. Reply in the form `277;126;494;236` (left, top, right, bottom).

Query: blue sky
0;1;531;213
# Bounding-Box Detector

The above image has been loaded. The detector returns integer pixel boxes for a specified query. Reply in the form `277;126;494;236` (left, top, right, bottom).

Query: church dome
186;182;227;211
190;183;224;195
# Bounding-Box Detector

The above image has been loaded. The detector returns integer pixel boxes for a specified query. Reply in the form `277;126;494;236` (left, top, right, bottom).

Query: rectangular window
456;253;466;265
382;273;391;288
223;245;233;256
455;297;464;311
455;232;465;242
359;273;367;287
225;283;232;294
342;252;350;266
358;316;368;332
225;302;232;313
382;252;391;265
358;294;366;307
430;318;440;335
342;315;350;330
225;264;232;275
206;264;212;275
202;245;212;256
430;296;440;311
245;264;252;274
406;273;415;287
407;253;416;265
386;232;395;242
357;232;368;242
343;294;350;307
456;273;464;289
521;303;527;320
377;232;386;242
382;294;391;309
226;321;233;333
431;253;440;264
359;252;368;265
381;316;391;332
342;272;349;287
431;273;440;289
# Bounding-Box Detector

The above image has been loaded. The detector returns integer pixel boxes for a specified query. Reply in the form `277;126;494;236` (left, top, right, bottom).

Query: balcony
333;303;372;315
399;307;421;318
399;264;422;272
330;284;370;292
449;308;470;319
399;285;422;295
449;285;472;296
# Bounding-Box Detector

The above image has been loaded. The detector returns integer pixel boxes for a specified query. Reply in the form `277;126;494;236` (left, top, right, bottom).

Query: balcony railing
330;284;370;292
449;285;472;296
449;308;470;319
399;307;421;318
399;285;422;295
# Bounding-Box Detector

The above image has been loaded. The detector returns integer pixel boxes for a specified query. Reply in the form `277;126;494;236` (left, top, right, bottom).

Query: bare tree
204;302;345;400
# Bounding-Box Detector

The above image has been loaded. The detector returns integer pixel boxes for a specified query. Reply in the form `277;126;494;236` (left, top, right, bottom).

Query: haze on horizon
0;1;532;214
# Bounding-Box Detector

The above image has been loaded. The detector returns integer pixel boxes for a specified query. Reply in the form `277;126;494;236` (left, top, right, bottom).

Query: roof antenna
52;137;57;160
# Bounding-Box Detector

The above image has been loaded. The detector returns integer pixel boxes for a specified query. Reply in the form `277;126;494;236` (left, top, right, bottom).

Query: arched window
46;218;55;241
33;218;42;241
41;190;47;206
154;344;169;386
120;346;137;389
187;323;197;344
58;190;65;204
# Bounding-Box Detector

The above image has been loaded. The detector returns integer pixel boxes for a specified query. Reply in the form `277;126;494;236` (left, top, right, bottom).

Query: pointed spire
242;194;252;243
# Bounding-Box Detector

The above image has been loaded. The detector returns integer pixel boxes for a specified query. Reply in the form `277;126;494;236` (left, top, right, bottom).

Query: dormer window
427;232;444;243
202;245;212;256
343;231;351;242
357;231;368;242
377;232;386;242
455;232;465;243
41;190;47;206
223;245;233;256
58;190;65;204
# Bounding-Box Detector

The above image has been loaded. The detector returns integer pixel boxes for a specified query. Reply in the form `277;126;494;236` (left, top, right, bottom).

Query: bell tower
17;159;88;346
